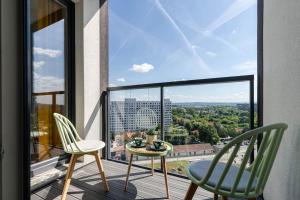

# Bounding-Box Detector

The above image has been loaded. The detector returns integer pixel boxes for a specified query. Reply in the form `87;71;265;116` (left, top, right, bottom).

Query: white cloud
130;63;154;73
33;73;64;93
117;78;126;82
33;61;45;69
232;29;237;34
34;47;62;58
205;51;217;57
232;60;257;74
109;83;116;87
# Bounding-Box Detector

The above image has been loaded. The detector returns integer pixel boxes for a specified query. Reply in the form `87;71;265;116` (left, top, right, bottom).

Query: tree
184;120;192;131
225;127;237;138
155;124;161;131
197;124;220;144
214;122;228;138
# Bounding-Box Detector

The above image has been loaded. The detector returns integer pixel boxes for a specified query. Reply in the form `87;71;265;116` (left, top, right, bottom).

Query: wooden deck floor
31;160;246;200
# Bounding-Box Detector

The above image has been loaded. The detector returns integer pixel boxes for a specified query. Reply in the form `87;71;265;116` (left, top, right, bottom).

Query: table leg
124;154;133;191
162;156;169;199
151;157;154;176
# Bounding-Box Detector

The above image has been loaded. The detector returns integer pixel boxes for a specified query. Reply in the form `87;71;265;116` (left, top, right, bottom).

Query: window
108;0;258;175
30;0;74;165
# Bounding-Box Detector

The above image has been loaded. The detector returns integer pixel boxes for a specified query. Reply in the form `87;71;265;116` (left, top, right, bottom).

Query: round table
124;142;173;199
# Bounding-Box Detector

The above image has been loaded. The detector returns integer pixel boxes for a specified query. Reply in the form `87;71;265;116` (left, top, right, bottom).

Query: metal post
250;78;255;163
51;93;57;145
160;86;164;140
160;86;164;171
105;91;110;159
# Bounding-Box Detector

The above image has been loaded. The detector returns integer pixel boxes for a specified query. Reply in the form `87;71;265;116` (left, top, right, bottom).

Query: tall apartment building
109;98;172;133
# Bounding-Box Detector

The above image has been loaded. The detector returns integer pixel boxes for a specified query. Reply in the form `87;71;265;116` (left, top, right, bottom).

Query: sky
31;0;258;104
109;0;257;103
32;19;65;104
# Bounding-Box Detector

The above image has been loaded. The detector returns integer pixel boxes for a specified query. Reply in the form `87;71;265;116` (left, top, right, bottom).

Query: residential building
109;98;172;133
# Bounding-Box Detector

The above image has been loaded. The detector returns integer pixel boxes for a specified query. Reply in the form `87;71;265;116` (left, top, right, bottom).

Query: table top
126;142;173;157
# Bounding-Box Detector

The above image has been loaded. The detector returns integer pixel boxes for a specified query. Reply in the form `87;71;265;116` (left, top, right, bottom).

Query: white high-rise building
109;98;172;133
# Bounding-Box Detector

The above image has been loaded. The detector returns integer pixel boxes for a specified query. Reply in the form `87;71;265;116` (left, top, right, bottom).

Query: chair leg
61;154;77;200
94;151;109;192
221;196;228;200
184;182;198;200
214;193;218;200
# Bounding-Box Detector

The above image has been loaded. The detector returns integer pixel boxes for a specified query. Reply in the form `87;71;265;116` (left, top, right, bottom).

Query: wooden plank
83;161;211;200
34;184;79;200
81;163;177;199
31;160;216;200
30;194;44;200
97;160;212;197
73;170;154;200
51;180;111;200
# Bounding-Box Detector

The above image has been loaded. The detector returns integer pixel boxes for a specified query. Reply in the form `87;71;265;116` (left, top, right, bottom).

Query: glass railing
106;75;255;176
31;91;65;164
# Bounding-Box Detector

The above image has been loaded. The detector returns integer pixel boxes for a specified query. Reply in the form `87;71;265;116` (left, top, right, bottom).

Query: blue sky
32;20;65;104
31;0;257;104
33;20;65;93
109;0;257;102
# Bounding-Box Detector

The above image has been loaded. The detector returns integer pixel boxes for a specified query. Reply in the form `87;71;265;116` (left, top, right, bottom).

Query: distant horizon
109;98;255;104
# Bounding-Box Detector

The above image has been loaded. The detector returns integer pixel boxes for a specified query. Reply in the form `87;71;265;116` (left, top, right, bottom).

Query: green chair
184;123;287;200
53;113;109;200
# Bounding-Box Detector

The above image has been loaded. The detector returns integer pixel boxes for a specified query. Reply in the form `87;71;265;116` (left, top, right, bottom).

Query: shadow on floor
38;179;138;200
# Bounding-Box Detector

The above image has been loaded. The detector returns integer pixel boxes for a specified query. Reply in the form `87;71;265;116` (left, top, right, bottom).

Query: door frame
22;0;75;197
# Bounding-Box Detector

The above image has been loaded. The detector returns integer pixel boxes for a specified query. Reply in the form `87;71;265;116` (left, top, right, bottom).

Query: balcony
2;0;300;199
30;76;258;200
31;160;215;200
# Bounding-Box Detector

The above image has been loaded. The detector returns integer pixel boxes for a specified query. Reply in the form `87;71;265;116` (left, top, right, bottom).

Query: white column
264;0;300;199
75;0;108;144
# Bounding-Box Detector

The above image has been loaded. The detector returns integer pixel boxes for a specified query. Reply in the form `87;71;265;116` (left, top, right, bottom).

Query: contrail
110;38;128;62
109;10;171;62
154;0;210;71
206;0;257;33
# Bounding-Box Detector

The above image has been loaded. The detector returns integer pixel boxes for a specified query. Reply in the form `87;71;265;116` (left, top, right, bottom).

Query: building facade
109;98;172;133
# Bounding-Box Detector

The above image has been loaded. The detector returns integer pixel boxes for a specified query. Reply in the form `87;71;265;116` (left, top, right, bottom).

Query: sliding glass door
30;0;74;165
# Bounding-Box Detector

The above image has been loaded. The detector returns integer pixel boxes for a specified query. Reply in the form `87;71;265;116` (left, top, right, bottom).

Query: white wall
264;0;300;199
75;0;107;149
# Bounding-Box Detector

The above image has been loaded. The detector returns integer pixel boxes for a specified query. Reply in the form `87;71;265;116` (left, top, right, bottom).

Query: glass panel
163;82;251;175
109;89;163;169
30;0;68;164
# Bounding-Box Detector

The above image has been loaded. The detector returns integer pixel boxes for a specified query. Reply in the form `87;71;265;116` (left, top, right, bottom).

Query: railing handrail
33;91;65;96
107;75;254;91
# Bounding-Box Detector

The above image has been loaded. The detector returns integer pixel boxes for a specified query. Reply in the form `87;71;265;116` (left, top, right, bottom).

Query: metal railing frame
105;75;255;178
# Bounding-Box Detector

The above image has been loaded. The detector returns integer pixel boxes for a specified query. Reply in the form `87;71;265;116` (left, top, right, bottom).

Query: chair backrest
201;123;287;197
53;113;83;153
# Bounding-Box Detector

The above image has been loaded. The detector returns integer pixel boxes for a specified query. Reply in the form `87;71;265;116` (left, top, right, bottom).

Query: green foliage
146;128;157;135
170;105;257;145
197;123;220;144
